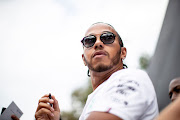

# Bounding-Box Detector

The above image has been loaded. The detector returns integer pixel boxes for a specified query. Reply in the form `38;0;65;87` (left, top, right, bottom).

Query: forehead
169;79;180;92
85;23;117;36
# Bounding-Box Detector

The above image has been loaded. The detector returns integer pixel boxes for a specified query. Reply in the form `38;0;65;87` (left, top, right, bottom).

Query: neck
90;64;123;90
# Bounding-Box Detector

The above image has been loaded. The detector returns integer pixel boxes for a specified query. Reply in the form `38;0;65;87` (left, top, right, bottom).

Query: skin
82;23;126;119
155;78;180;120
35;94;60;120
35;23;126;120
82;23;127;90
155;97;180;120
169;77;180;102
11;115;20;120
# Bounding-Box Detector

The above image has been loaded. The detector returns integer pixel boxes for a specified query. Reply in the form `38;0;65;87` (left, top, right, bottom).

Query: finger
36;102;54;112
38;97;54;104
36;94;54;112
35;108;54;119
11;115;19;120
41;94;49;98
51;95;60;112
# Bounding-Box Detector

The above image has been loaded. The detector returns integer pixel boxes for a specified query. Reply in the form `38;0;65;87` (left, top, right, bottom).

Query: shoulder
108;68;155;97
117;68;148;76
110;68;150;82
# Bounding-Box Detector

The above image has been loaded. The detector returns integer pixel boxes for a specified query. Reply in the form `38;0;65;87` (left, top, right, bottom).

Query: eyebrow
176;86;180;89
169;86;180;94
172;86;180;91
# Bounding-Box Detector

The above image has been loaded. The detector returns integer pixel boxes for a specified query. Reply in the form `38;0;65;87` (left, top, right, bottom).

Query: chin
93;64;112;72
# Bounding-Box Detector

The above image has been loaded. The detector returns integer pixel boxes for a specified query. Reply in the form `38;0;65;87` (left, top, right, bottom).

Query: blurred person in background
169;77;180;102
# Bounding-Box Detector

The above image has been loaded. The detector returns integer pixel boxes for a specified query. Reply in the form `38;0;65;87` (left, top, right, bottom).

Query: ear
120;47;127;60
82;54;87;66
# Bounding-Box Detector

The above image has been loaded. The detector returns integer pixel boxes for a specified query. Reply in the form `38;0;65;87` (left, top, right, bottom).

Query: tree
139;53;151;70
61;78;93;120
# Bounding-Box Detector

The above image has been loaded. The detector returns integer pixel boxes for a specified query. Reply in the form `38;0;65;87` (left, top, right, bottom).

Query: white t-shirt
79;69;159;120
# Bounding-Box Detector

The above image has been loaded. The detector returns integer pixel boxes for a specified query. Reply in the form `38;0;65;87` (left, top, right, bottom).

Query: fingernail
49;99;54;103
51;113;54;117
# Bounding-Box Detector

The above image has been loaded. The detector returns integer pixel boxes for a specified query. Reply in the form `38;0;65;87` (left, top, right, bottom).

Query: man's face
82;23;126;72
169;78;180;102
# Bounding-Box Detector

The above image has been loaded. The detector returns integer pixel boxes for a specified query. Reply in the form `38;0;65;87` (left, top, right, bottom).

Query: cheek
84;49;92;61
107;46;120;58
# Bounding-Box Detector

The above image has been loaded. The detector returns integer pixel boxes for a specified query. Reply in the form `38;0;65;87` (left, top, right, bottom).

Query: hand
11;115;19;120
35;94;60;120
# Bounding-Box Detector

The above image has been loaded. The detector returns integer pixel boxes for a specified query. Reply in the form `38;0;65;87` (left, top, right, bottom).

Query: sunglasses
81;32;116;48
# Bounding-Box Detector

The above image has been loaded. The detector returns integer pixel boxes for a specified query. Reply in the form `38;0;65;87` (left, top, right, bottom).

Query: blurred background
0;0;169;119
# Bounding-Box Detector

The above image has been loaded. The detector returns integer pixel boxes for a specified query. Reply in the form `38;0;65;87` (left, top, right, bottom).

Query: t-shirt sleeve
89;70;157;120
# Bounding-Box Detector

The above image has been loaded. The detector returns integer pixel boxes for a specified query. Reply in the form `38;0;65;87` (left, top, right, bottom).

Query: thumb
11;115;19;120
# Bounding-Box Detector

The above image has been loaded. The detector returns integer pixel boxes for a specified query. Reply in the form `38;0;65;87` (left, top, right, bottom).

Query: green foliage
61;78;93;120
72;79;93;108
139;53;151;70
61;110;78;120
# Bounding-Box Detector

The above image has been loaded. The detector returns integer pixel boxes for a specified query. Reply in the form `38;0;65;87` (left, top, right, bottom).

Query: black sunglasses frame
81;32;116;48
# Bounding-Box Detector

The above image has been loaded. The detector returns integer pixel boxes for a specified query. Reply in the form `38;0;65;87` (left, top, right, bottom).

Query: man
35;22;159;120
169;77;180;102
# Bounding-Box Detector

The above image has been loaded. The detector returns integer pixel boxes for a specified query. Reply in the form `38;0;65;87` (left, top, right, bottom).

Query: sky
0;0;169;119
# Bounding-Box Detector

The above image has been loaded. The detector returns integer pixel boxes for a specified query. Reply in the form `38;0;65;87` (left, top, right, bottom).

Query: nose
94;37;104;49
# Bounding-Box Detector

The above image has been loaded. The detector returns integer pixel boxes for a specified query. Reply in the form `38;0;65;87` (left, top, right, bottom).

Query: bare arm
86;112;123;120
155;97;180;120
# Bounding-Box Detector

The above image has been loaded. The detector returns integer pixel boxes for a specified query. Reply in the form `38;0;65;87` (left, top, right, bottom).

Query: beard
84;49;121;72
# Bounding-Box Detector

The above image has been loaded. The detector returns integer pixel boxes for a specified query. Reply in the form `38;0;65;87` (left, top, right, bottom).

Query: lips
92;51;107;58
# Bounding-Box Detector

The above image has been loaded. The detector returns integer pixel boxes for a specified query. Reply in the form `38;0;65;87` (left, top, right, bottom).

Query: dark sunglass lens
83;36;96;48
101;33;115;44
